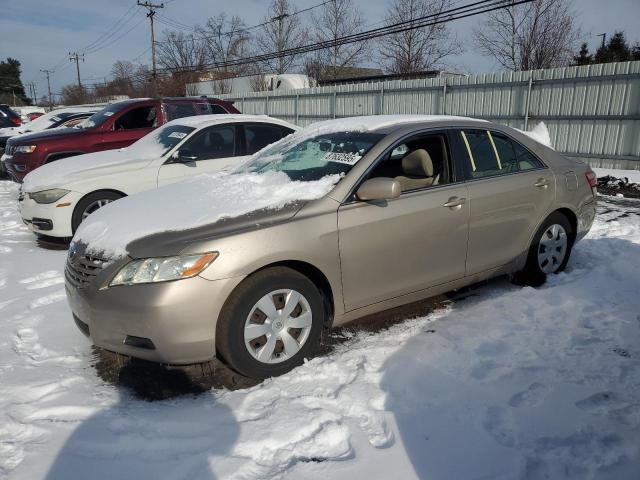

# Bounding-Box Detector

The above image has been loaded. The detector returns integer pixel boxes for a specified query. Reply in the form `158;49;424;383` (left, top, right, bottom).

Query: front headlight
15;145;36;154
29;188;70;204
110;252;218;286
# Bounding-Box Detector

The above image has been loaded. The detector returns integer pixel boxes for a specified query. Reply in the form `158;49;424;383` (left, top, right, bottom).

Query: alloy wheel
81;198;113;220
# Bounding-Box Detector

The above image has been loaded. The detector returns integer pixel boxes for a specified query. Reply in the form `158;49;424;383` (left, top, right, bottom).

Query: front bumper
65;259;244;364
3;152;42;182
19;190;83;238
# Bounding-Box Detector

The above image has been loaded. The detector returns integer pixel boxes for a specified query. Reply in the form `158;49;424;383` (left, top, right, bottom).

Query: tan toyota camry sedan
65;116;597;379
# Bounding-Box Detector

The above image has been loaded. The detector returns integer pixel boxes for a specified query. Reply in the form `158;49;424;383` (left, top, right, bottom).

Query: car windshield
20;111;74;132
124;124;196;158
77;103;128;129
239;131;384;182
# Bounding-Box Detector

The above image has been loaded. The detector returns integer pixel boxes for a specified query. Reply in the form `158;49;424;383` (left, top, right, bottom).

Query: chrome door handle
443;196;466;209
534;178;549;189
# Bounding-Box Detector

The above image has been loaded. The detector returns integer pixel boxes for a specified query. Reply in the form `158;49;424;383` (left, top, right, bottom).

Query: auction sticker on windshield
168;132;188;139
322;152;361;165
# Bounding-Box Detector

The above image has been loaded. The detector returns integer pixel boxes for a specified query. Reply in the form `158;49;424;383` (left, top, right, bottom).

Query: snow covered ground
1;179;640;480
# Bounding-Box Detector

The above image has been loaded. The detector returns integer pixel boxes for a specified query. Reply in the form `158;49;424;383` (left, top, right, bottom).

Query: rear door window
196;103;228;115
165;103;197;121
244;124;287;154
113;105;157;130
183;125;236;160
459;129;543;179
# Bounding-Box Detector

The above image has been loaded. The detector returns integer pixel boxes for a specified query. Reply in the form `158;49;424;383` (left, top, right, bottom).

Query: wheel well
256;260;335;328
555;208;578;241
72;189;128;226
76;189;128;206
45;152;84;163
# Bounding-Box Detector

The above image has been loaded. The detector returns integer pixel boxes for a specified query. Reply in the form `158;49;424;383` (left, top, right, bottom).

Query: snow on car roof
288;115;487;141
164;114;296;129
74;171;341;258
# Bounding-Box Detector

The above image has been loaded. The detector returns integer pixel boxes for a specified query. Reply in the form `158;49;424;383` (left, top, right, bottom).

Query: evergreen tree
0;58;31;105
573;43;593;66
594;31;632;63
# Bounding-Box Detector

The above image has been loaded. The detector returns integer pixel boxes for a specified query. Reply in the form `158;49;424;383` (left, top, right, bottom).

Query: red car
3;97;239;182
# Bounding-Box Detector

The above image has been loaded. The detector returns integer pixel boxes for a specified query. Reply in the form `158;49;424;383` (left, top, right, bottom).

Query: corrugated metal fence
220;61;640;170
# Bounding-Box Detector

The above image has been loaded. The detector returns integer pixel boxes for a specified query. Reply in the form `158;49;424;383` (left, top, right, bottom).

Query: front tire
514;212;574;286
216;267;325;379
71;191;123;233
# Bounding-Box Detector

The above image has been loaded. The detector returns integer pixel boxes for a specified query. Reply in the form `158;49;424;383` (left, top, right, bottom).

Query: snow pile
516;122;553;148
74;171;340;258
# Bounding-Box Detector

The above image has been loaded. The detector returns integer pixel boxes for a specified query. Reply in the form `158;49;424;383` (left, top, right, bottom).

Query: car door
99;102;159;151
338;130;470;311
157;124;246;186
456;128;556;276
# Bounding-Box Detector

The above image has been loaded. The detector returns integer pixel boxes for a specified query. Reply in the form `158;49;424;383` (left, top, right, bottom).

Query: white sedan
20;114;298;238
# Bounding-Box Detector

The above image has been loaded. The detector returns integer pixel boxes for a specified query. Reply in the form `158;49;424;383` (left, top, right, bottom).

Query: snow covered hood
73;171;341;259
22;149;155;193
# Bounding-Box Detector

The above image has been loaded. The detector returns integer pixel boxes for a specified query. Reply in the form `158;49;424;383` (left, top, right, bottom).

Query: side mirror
356;178;401;201
174;148;197;162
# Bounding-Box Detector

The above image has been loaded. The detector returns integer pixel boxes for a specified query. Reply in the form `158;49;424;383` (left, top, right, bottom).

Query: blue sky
1;0;639;101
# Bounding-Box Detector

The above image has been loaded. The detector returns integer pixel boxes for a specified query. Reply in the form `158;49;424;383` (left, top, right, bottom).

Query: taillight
10;117;21;126
585;170;597;188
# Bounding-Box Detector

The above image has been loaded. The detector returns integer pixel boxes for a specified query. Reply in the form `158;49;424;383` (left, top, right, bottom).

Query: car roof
164;114;299;130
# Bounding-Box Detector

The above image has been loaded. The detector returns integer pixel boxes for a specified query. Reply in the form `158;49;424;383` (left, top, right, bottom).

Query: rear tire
216;267;325;380
71;191;123;233
513;212;574;287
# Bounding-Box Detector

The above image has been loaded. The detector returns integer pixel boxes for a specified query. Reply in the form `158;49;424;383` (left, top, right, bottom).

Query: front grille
65;253;108;288
5;145;15;156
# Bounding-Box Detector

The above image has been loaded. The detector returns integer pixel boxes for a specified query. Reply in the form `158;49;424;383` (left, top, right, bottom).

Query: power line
157;0;532;73
79;3;140;54
83;16;146;55
155;0;334;42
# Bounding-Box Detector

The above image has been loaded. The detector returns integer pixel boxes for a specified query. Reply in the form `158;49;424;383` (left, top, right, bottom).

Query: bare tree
60;84;92;105
379;0;459;74
475;0;579;71
310;0;369;80
255;0;308;74
197;13;250;74
156;31;207;72
111;60;135;81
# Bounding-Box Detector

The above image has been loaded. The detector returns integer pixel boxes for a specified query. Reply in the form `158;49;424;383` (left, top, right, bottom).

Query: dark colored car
27;112;44;121
0;109;98;179
0;104;22;128
3;97;240;182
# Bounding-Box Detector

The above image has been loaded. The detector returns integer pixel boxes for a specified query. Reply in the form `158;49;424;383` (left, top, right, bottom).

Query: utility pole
597;33;606;49
69;52;84;87
27;81;37;105
273;13;289;74
137;1;164;92
40;69;53;109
